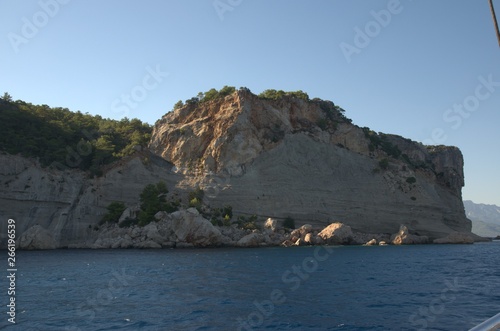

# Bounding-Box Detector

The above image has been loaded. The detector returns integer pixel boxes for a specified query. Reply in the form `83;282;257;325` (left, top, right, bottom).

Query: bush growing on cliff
202;88;219;102
316;118;328;130
188;187;204;202
312;99;350;124
138;181;176;226
258;89;285;100
189;198;202;210
218;85;236;98
238;214;259;230
379;158;389;170
287;90;310;101
188;188;204;211
208;205;233;226
173;100;184;110
211;218;222;226
257;89;310;101
223;214;231;226
185;97;200;105
184;86;237;106
362;128;402;159
2;92;13;102
99;202;126;225
221;205;232;219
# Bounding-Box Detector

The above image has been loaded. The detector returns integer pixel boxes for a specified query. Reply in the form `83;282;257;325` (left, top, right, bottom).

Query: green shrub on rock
137;181;176;226
99;202;126;225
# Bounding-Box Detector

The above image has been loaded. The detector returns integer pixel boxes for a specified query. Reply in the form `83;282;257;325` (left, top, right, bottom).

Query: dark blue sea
1;242;499;331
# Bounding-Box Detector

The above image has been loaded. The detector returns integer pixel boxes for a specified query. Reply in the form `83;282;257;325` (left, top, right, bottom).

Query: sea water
1;242;499;331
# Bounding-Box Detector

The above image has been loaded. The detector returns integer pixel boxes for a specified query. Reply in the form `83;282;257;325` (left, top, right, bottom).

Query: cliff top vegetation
0;93;152;176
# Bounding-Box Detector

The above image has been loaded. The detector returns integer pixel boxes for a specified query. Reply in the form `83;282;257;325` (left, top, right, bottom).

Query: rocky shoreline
16;208;487;250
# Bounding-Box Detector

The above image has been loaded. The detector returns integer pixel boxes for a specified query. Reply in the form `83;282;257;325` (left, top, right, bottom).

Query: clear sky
1;0;499;205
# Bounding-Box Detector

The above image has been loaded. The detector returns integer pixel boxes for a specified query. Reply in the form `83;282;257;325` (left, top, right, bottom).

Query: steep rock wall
0;152;179;248
149;90;471;239
0;90;472;247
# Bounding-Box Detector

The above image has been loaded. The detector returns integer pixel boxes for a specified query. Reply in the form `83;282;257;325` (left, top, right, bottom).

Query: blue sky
1;0;499;205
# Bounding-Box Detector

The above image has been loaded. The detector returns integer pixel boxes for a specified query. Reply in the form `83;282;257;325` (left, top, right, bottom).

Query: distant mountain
464;200;500;237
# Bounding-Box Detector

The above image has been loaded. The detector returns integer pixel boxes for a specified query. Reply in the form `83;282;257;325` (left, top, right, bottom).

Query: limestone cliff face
149;90;350;176
0;152;179;248
0;90;472;247
149;90;471;239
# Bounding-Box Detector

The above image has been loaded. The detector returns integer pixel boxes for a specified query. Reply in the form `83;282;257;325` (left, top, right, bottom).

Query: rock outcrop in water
317;223;354;245
91;208;224;249
0;89;476;248
390;225;429;245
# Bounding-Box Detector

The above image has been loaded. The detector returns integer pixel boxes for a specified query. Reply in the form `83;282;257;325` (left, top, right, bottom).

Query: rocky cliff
0;151;179;248
0;89;473;248
149;89;471;239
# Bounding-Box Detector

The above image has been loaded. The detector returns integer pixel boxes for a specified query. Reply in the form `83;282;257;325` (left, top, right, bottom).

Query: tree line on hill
0;92;152;176
171;86;350;124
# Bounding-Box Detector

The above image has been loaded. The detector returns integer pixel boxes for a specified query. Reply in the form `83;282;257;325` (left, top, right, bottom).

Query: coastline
12;208;489;251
